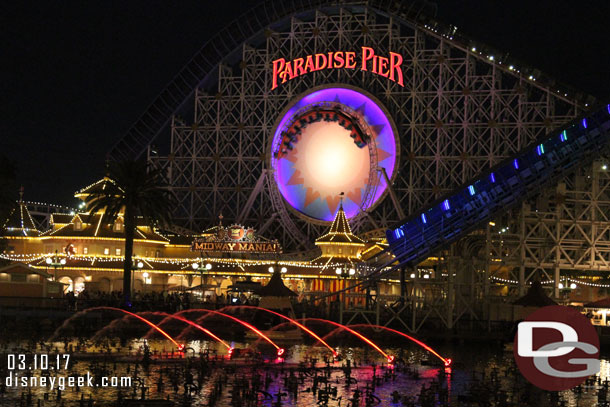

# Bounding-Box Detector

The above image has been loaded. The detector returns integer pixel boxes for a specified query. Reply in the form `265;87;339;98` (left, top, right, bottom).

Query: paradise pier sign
271;47;405;90
191;225;282;254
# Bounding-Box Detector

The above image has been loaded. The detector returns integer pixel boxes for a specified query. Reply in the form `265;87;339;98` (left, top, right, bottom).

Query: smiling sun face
272;87;397;222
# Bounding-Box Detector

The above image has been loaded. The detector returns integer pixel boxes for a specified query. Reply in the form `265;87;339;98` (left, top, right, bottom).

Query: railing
387;103;610;267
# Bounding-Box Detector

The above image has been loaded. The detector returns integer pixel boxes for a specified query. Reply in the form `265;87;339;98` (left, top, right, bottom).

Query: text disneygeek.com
4;372;132;391
3;354;131;390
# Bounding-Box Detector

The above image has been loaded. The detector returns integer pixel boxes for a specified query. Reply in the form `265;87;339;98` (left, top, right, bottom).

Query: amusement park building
110;0;610;311
1;181;398;299
4;0;610;330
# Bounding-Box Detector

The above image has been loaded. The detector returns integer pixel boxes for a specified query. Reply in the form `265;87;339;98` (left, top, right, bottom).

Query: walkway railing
387;103;610;268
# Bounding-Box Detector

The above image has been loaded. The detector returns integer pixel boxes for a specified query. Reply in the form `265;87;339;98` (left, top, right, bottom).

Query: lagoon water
1;337;608;406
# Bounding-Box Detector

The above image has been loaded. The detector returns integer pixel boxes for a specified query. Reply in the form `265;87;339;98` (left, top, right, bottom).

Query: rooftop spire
74;176;119;200
2;189;40;237
315;194;364;245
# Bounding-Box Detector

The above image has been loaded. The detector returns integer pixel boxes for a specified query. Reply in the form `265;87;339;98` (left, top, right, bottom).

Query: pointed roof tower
313;194;366;267
74;174;124;216
255;270;297;312
315;195;364;245
2;187;40;237
74;176;121;201
255;270;297;298
513;281;558;307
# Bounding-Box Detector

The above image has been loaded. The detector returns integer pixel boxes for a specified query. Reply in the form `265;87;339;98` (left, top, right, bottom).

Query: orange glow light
350;324;451;366
304;318;392;362
234;306;338;357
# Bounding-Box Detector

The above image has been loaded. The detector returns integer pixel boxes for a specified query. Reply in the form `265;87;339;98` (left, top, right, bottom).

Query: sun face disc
271;87;398;222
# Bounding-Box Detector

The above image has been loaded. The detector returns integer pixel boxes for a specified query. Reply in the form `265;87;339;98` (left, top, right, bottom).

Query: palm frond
84;160;174;226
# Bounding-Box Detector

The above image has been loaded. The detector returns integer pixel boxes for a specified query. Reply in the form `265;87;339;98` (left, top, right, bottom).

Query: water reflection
0;338;608;406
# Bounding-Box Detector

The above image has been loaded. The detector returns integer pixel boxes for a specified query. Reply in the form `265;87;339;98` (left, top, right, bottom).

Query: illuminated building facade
4;1;610;332
108;0;608;332
1;180;391;298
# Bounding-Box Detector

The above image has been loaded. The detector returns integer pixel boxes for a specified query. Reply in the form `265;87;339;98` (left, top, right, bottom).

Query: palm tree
0;155;16;262
0;155;16;225
85;160;173;308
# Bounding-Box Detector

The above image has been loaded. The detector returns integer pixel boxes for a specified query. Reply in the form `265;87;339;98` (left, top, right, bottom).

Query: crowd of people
54;290;344;322
71;289;193;312
68;289;268;312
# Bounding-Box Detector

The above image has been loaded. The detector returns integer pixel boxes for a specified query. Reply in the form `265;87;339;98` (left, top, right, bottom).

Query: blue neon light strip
386;103;610;268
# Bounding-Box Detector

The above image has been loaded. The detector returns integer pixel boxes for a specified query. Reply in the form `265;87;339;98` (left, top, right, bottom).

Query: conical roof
2;189;39;237
74;176;121;200
513;281;558;307
255;271;297;297
315;202;364;245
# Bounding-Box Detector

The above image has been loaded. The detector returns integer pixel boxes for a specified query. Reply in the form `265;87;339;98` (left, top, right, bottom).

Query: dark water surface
1;338;608;406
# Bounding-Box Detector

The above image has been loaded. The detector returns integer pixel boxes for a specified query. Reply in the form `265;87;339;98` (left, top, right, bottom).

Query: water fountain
8;306;602;407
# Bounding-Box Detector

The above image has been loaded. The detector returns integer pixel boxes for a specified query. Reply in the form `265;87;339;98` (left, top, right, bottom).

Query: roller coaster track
387;103;610;268
311;103;610;303
108;0;435;160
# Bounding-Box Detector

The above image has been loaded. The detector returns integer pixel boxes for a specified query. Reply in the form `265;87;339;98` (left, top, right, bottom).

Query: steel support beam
236;170;267;224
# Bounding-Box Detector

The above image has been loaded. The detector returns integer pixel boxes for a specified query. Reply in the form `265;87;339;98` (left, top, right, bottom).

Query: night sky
2;0;609;207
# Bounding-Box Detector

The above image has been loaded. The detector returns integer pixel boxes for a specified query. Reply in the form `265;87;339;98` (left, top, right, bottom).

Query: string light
490;276;610;288
24;200;75;210
5;250;608;287
571;279;610;288
490;276;554;285
0;251;382;273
